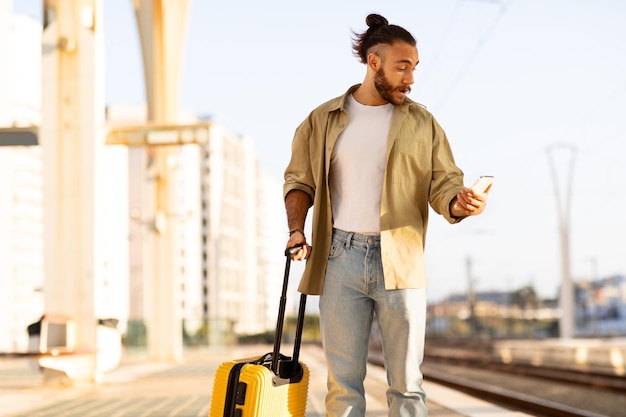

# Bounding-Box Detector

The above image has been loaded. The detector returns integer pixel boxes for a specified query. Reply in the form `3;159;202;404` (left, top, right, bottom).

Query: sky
13;0;626;302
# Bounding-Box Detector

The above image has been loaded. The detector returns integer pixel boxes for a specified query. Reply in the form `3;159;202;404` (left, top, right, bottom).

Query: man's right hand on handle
287;229;311;261
285;189;313;261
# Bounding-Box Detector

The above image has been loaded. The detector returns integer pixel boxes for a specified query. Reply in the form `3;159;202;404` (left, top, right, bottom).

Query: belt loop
344;232;353;249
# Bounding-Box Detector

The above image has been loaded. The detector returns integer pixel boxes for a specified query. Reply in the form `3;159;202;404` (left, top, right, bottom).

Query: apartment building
116;109;285;346
0;10;44;352
0;7;132;352
199;125;285;342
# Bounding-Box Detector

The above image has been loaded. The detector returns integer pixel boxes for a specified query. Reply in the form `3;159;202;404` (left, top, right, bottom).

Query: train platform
1;343;530;417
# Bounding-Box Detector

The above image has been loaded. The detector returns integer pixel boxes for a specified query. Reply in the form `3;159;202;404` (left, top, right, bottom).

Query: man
283;13;489;417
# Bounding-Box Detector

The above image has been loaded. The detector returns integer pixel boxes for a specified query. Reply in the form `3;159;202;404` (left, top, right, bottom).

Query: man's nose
404;71;414;85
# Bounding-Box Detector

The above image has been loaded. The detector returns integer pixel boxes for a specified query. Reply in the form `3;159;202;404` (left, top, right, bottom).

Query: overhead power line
418;0;463;88
434;0;513;112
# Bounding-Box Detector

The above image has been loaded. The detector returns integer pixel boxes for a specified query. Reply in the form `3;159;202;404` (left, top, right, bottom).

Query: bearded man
283;13;489;417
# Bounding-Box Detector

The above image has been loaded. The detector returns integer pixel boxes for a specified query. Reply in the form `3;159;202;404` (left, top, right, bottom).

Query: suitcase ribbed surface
209;361;236;416
284;363;309;416
209;358;309;417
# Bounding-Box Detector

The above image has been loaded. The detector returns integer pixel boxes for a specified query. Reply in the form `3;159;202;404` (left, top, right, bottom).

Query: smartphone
470;176;494;193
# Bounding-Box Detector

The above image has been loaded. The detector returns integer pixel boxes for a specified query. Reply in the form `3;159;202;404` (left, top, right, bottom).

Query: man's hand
450;188;489;218
285;189;313;261
287;230;311;261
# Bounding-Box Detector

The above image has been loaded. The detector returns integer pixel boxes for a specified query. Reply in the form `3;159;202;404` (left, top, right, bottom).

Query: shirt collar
327;84;420;113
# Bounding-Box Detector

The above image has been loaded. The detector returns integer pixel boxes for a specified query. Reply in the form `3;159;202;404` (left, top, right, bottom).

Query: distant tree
510;285;538;310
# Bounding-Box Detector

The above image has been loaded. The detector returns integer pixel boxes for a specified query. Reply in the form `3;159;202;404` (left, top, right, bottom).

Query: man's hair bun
351;13;416;64
366;14;388;29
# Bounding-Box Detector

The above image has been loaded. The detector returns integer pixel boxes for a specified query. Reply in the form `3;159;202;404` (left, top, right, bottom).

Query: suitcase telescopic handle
272;244;307;375
285;244;304;258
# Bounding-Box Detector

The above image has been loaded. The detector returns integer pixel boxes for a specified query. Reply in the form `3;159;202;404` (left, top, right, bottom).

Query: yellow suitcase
209;353;309;417
209;247;310;417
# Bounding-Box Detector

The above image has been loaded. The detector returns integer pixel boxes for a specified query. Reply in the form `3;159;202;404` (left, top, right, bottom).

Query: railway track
368;344;625;417
419;363;609;417
424;347;626;393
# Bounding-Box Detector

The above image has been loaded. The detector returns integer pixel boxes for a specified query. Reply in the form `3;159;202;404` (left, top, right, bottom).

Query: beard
374;67;411;105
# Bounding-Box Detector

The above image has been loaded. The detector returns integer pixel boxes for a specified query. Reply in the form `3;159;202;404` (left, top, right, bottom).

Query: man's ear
367;52;381;72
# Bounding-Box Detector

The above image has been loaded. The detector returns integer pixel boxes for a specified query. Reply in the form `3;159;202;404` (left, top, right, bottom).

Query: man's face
373;42;418;105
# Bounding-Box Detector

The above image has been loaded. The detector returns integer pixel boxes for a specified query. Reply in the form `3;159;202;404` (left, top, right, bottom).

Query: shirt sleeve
428;116;466;223
283;115;316;202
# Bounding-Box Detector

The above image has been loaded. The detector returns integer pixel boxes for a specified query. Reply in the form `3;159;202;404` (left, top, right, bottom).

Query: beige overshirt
284;85;466;295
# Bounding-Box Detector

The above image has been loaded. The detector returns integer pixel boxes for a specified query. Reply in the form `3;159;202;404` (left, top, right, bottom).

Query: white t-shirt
330;94;394;234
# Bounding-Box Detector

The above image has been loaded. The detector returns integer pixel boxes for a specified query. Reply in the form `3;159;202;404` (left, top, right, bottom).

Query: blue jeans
319;228;428;417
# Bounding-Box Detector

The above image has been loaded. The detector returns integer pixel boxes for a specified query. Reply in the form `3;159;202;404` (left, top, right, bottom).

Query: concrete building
0;145;45;352
200;124;285;343
111;106;286;346
0;7;129;353
0;9;44;352
256;169;289;331
577;275;626;337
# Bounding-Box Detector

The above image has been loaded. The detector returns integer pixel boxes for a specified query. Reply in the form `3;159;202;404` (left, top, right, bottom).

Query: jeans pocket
328;237;346;260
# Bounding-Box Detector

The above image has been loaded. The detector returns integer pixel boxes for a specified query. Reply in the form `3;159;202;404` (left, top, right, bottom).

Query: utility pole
546;144;577;339
467;256;477;336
